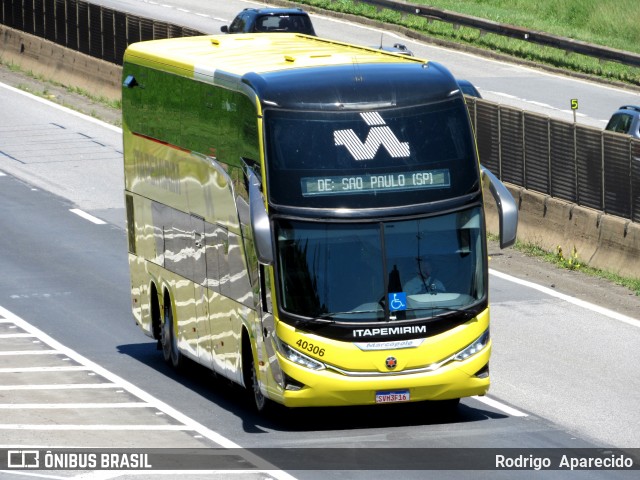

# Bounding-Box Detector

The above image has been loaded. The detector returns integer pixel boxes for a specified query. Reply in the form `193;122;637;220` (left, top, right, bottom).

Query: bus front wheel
250;359;268;412
161;297;182;369
243;335;271;413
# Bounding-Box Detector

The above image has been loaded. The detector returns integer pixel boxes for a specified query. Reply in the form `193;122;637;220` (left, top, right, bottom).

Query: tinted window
265;99;478;209
254;14;314;34
229;12;249;33
275;207;485;322
606;113;633;134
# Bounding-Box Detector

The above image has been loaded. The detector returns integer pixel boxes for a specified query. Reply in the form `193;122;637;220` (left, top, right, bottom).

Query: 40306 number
296;339;325;357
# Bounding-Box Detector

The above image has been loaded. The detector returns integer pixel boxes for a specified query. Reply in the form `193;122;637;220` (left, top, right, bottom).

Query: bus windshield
275;207;486;323
265;98;479;209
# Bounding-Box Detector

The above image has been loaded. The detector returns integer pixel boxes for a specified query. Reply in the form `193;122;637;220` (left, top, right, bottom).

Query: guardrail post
522;110;526;187
628;138;635;222
601;132;605;213
573;122;578;205
497;107;502;179
74;0;79;52
547;119;552;196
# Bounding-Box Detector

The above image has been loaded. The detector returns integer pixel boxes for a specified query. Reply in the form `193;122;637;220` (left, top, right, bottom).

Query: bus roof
123;33;424;76
124;34;460;110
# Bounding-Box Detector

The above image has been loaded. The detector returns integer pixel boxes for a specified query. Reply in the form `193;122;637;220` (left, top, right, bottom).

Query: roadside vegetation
294;0;640;86
506;239;640;296
0;58;122;125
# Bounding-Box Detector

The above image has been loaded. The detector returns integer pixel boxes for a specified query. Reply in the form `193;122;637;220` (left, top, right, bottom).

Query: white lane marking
0;471;69;479
472;395;528;417
0;366;91;373
0;306;297;480
69;209;106;225
0;425;192;430
69;471;284;479
0;83;120;133
0;305;236;444
0;171;6;176
0;403;149;409
0;384;118;390
485;90;603;122
0;350;60;355
490;268;640;327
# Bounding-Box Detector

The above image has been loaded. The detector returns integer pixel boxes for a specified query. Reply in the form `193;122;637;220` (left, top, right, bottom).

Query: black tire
161;298;183;369
243;336;272;413
250;358;268;412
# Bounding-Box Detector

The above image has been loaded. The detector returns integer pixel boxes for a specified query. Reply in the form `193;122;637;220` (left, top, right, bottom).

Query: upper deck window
264;98;479;209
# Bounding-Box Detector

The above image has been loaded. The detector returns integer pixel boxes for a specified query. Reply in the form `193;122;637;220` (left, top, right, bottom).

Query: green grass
408;0;640;54
507;238;640;296
295;0;640;86
0;58;122;125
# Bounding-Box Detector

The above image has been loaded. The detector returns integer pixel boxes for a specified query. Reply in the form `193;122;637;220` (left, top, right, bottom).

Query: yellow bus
122;33;517;412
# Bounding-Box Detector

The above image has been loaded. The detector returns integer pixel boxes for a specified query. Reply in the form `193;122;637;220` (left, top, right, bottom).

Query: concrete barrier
484;183;640;279
0;25;121;102
2;26;638;279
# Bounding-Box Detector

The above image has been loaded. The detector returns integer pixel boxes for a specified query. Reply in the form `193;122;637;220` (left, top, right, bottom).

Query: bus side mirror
481;166;518;249
123;75;138;89
247;169;274;265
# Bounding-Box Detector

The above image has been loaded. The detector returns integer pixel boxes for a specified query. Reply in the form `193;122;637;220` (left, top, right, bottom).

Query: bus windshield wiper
400;305;478;320
295;309;382;330
316;309;381;320
293;316;335;332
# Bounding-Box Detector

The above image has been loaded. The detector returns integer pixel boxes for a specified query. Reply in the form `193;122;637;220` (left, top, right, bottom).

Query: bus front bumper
275;344;490;408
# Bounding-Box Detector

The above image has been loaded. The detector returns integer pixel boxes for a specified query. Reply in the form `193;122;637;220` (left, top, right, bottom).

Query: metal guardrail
466;99;640;223
1;0;638;223
0;0;204;65
358;0;640;68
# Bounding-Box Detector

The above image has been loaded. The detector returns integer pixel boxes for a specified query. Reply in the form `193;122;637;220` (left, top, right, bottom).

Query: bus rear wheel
161;298;182;369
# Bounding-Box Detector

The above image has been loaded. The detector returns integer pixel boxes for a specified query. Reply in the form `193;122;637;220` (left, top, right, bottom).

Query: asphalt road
1;2;640;478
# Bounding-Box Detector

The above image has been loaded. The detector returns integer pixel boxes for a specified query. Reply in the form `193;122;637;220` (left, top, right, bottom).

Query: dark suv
221;8;316;36
605;105;640;139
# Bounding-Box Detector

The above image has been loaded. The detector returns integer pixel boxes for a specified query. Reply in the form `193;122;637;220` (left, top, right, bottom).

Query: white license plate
375;390;410;404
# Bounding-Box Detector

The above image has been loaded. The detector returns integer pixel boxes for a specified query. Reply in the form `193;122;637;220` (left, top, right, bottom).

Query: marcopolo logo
334;112;410;161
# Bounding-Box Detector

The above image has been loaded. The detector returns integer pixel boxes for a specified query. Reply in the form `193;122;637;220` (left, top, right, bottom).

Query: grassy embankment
295;0;640;86
509;240;640;296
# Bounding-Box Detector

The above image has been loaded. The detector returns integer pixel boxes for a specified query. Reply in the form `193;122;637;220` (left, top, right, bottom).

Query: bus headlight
453;329;490;362
276;338;325;371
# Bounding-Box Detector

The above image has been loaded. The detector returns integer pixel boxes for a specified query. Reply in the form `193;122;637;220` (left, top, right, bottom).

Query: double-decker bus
122;33;517;411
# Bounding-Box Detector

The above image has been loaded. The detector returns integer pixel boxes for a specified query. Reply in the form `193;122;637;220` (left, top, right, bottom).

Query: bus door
205;224;240;380
256;264;283;393
191;214;214;367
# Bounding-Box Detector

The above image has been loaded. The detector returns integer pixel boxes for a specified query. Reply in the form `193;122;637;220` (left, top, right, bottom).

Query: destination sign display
301;169;451;197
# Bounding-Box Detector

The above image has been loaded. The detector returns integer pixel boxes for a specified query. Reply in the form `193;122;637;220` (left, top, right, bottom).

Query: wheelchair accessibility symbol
388;292;407;312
